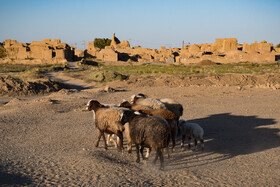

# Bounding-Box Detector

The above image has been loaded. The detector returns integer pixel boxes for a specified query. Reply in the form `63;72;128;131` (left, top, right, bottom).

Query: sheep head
178;119;185;128
86;99;103;111
136;93;147;98
119;101;132;108
130;93;147;103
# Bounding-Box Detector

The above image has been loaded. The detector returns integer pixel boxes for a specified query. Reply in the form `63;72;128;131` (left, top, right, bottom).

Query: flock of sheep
86;94;204;170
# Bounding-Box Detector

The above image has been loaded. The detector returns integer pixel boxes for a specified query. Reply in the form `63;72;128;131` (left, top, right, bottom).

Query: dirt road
0;83;280;186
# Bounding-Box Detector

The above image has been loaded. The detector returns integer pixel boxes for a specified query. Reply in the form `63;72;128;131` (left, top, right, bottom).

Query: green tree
94;38;112;49
276;43;280;48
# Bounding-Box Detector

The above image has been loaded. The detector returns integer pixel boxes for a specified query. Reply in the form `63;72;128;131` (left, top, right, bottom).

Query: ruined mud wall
86;35;278;64
3;39;74;63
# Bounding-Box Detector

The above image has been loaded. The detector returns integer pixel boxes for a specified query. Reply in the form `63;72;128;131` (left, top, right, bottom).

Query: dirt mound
90;70;128;82
126;74;280;89
0;76;64;96
197;60;217;66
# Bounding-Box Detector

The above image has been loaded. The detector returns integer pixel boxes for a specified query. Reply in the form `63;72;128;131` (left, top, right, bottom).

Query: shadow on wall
190;113;279;156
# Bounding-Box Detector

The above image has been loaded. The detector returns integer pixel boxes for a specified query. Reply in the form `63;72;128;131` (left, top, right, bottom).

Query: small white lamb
178;119;204;151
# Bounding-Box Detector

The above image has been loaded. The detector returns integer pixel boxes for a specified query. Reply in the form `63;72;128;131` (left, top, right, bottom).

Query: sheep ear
137;93;147;98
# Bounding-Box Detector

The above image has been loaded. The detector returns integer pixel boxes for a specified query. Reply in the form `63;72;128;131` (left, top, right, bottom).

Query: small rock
104;86;115;93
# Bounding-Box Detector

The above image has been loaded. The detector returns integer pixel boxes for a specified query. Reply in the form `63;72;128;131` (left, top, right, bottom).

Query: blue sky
1;0;280;49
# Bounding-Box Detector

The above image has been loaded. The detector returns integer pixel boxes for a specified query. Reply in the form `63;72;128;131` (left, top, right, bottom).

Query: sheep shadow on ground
193;113;279;156
166;113;279;170
0;167;32;186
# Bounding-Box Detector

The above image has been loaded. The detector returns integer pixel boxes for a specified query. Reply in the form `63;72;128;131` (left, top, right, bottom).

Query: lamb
120;100;177;154
86;99;134;151
178;119;204;151
127;114;170;170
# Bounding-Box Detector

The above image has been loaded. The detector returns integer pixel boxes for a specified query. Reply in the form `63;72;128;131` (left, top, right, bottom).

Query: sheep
130;94;183;119
102;104;123;147
127;114;170;170
120;101;177;154
86;99;134;151
160;98;184;119
88;102;125;148
102;103;132;148
130;94;167;110
178;119;204;151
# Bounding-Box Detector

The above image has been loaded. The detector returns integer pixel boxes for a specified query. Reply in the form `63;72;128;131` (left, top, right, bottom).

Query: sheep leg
200;139;204;151
116;132;123;152
114;136;119;148
135;144;140;163
166;146;170;158
181;134;186;149
102;133;108;150
187;137;192;149
95;130;102;148
193;138;198;150
140;146;146;161
124;123;132;153
171;123;177;152
116;136;121;148
145;148;151;159
153;150;159;165
106;134;111;146
159;149;164;170
107;134;117;147
127;143;132;153
172;136;176;153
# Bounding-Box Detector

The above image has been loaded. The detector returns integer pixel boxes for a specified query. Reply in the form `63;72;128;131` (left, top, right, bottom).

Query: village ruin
1;39;74;63
1;34;280;64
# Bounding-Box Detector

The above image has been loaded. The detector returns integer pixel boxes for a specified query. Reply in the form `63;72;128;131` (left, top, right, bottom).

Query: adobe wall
243;40;273;52
3;39;74;63
88;35;278;64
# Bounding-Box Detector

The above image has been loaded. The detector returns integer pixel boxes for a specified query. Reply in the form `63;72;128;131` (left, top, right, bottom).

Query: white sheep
130;94;167;110
131;94;183;119
178;119;204;151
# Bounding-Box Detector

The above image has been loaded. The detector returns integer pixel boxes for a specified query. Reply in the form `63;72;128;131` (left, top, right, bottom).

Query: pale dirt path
0;85;280;186
44;62;96;91
44;71;95;90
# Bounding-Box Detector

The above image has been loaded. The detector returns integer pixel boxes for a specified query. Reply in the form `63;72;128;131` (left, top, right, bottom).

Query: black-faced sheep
127;114;170;170
120;101;177;154
86;99;134;151
178;119;204;151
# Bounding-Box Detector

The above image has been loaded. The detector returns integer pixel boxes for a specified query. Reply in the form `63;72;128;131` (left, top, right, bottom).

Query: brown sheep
86;99;134;151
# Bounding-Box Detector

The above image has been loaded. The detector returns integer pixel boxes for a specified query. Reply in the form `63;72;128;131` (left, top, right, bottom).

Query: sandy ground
0;78;280;186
